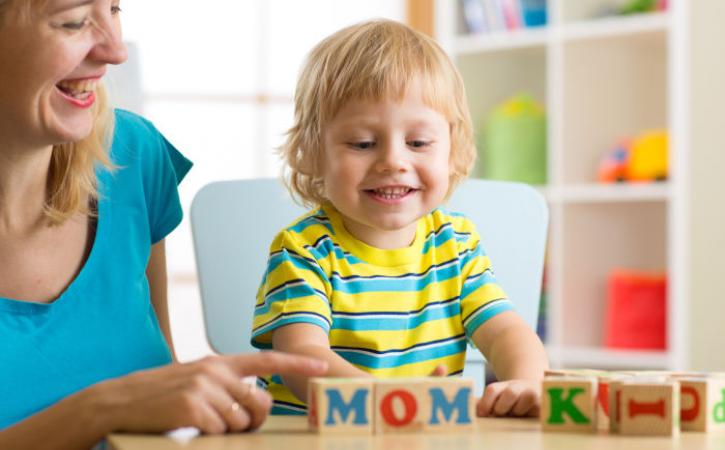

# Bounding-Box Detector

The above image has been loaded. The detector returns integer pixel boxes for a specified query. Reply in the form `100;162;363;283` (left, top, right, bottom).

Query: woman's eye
62;18;90;30
111;5;122;15
350;141;375;150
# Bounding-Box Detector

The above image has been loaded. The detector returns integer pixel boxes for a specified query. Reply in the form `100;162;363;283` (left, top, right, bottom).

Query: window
114;0;405;359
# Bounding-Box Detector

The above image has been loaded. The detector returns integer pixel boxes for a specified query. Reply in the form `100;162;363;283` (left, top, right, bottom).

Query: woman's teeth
57;79;97;97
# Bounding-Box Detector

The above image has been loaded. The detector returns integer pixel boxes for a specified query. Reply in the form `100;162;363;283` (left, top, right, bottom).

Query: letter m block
541;376;598;433
308;378;374;434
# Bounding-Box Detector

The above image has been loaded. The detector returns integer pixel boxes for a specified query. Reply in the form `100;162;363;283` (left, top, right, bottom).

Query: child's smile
322;79;452;250
364;185;420;204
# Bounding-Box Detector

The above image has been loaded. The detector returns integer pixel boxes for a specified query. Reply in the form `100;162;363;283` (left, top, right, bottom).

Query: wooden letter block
608;379;623;433
308;378;374;434
595;374;632;431
424;377;475;432
541;376;598;433
679;377;725;432
374;378;426;433
619;380;679;436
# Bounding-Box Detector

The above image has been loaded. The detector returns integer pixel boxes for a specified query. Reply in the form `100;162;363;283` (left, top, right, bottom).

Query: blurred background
109;0;725;373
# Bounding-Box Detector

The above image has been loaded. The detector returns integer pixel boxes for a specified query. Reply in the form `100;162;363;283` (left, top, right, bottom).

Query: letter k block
541;376;598;433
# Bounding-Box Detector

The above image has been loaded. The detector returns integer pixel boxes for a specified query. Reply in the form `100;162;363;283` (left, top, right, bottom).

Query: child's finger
492;386;520;416
477;382;505;416
511;388;538;417
428;364;447;377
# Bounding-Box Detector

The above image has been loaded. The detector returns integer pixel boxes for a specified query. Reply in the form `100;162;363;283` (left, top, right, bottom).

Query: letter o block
374;379;425;433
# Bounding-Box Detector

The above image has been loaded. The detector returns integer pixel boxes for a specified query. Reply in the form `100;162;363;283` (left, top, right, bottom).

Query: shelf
454;27;549;55
549;346;670;370
562;12;670;42
552;183;671;203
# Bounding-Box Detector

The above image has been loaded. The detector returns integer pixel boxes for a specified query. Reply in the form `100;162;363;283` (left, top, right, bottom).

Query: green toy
480;93;547;184
619;0;657;15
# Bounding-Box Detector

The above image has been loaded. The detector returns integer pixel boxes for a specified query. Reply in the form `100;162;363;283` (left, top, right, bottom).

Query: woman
0;1;326;448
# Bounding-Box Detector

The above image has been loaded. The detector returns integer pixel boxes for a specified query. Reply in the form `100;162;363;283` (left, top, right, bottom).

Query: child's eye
349;141;376;150
62;17;91;30
408;140;431;148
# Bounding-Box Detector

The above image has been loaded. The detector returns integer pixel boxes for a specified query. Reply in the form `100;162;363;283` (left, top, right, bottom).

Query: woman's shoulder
110;109;165;156
109;109;192;183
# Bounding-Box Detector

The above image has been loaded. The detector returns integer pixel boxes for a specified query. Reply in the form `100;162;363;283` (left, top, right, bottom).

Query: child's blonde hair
281;19;476;207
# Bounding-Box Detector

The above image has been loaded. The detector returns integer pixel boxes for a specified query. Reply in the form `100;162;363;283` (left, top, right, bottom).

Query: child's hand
428;364;447;377
476;379;541;418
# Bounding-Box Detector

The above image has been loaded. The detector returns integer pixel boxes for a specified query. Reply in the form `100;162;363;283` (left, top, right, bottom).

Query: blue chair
190;178;548;394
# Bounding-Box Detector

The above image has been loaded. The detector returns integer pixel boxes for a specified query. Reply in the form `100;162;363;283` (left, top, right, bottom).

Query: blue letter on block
325;388;369;426
429;387;472;425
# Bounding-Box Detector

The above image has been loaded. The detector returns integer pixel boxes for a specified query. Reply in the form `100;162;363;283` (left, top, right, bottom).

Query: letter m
325;388;369;426
429;387;472;425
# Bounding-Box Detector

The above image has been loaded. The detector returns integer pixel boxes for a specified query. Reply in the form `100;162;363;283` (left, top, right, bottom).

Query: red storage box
603;270;667;350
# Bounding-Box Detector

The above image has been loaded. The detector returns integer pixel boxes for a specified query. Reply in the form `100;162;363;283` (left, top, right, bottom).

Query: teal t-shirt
0;110;192;429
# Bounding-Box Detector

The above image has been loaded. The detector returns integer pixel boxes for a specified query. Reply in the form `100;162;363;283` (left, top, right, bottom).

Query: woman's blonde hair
1;0;115;225
281;19;476;207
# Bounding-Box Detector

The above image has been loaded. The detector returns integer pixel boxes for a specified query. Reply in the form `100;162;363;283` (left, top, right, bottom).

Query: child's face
321;81;451;249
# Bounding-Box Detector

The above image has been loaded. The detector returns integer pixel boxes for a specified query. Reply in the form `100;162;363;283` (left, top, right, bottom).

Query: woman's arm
273;323;370;402
0;352;328;450
146;240;176;360
471;310;549;417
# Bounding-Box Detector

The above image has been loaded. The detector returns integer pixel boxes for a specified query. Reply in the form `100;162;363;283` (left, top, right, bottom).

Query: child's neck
340;216;418;250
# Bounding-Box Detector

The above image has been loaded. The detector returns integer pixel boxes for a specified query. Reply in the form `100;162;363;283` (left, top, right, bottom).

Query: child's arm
471;310;549;417
272;323;371;402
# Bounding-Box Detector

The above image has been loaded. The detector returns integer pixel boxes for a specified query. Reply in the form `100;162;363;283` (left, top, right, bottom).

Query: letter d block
308;378;374;434
620;380;679;436
680;377;725;432
541;376;598;433
425;378;475;432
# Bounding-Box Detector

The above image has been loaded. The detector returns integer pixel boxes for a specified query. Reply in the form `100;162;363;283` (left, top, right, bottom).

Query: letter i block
308;378;374;434
541;376;598;433
679;377;725;432
424;377;475;432
619;380;680;436
374;378;426;433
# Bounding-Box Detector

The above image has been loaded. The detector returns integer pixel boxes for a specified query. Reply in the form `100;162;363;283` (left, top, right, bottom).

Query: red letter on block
380;390;418;426
628;399;665;418
681;386;701;422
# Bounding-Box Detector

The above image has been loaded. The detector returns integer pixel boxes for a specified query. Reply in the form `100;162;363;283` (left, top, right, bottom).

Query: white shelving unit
436;0;692;372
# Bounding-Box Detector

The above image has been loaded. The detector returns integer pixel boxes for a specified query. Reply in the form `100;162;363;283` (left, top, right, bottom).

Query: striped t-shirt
251;204;513;415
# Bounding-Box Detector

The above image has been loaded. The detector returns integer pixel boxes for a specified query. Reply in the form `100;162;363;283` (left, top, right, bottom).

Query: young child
251;19;549;417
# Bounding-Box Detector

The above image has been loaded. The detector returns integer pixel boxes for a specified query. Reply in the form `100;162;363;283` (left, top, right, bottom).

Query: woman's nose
89;17;128;66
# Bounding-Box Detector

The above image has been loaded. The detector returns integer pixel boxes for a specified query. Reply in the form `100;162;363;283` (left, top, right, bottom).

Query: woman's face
0;0;127;150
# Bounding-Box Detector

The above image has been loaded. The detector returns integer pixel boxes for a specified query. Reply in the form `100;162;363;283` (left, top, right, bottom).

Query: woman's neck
0;143;53;233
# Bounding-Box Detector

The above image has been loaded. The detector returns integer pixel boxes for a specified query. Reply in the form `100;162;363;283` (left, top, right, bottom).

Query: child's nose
375;142;408;174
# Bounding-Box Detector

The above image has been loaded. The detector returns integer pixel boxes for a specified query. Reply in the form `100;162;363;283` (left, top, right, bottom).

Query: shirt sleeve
251;230;332;349
457;221;514;338
132;113;193;244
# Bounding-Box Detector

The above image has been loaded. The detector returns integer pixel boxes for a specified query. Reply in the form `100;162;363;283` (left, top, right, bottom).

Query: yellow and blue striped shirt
251;205;513;414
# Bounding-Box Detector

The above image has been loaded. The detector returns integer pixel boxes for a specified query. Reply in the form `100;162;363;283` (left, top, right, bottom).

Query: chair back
191;178;548;356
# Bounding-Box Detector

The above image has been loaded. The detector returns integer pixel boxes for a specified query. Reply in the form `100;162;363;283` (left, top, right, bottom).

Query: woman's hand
93;352;327;434
476;379;541;417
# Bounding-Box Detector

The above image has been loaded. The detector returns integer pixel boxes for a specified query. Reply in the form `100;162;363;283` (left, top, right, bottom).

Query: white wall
688;1;725;371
